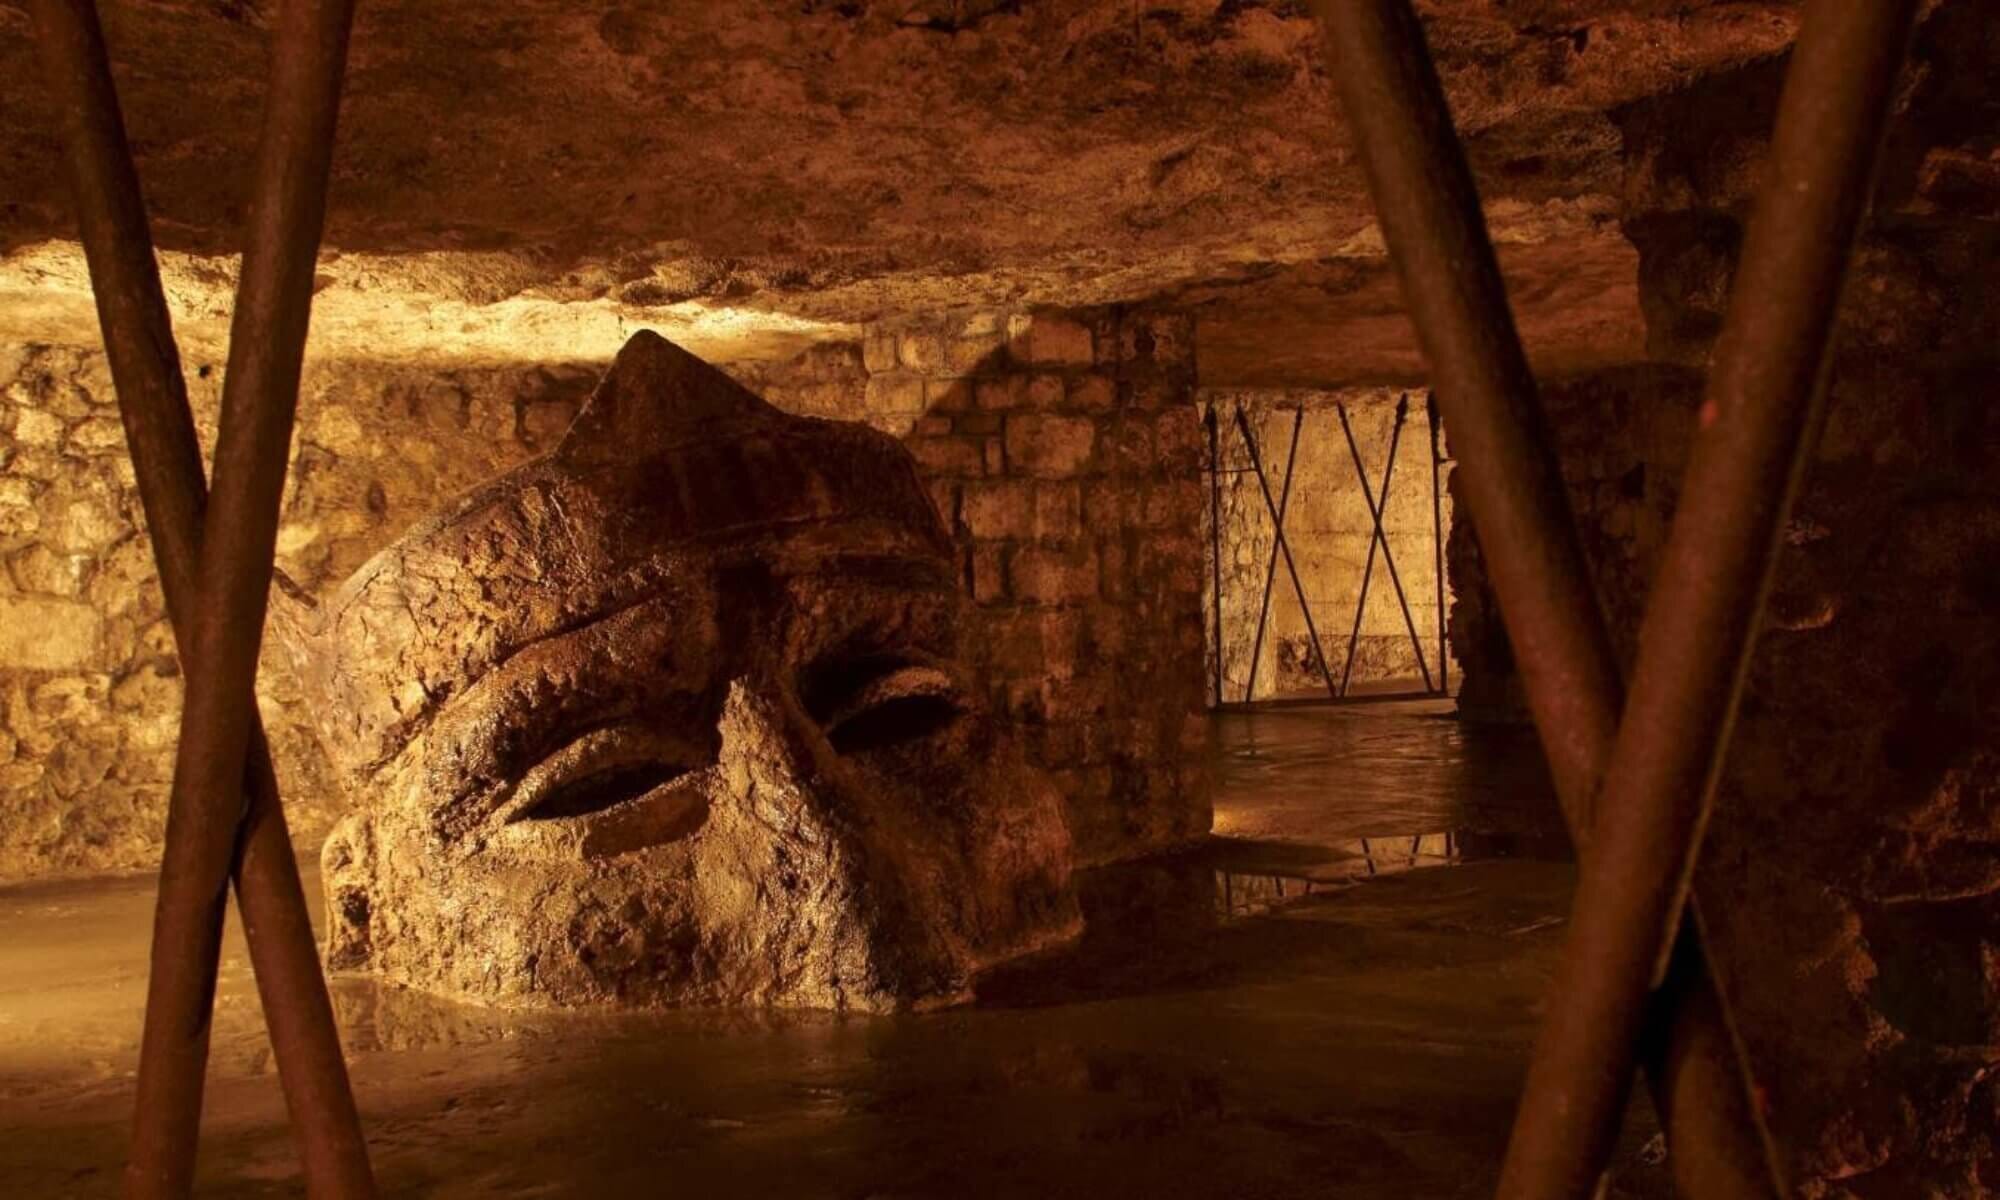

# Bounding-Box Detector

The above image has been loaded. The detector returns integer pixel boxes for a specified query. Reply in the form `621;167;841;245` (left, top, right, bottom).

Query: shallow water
0;702;1667;1199
1208;698;1564;844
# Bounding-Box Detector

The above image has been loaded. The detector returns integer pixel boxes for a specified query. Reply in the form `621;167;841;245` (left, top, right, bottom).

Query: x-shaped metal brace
29;1;373;1197
1311;1;1923;1197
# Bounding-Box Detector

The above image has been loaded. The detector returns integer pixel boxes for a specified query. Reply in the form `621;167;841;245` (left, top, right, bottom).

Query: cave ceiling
0;0;1800;381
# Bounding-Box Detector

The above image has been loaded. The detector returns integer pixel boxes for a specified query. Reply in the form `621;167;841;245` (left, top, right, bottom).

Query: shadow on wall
849;308;1213;863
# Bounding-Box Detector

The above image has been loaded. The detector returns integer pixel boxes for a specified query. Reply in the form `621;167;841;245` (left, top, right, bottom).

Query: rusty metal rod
1336;396;1432;694
1243;407;1305;702
27;3;374;1197
1235;405;1340;700
1428;394;1447;696
1495;2;1921;1196
123;0;359;1195
1207;405;1225;707
1333;402;1388;694
1309;0;1786;1194
1311;0;1621;828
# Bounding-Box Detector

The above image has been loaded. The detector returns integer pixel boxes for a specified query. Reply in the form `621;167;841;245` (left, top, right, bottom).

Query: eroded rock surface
0;0;1800;375
279;332;1078;1010
1450;9;2000;1189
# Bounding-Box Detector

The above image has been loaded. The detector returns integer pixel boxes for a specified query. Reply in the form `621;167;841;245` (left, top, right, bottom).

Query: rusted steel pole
1207;405;1225;707
1311;0;1622;820
1428;395;1447;696
28;4;374;1197
1308;0;1785;1195
1235;406;1340;700
121;0;359;1196
1495;3;1921;1197
1244;407;1304;702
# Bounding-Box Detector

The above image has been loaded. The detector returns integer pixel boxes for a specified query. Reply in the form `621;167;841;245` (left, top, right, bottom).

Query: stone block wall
0;344;598;881
1203;389;1456;702
0;304;1210;882
863;308;1212;862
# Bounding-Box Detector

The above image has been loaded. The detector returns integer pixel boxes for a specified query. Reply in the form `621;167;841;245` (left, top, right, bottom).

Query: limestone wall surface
0;305;1208;882
0;345;599;882
1448;11;2000;1189
862;307;1212;861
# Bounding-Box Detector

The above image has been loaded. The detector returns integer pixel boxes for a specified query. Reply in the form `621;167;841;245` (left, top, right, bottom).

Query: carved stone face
283;333;1077;1011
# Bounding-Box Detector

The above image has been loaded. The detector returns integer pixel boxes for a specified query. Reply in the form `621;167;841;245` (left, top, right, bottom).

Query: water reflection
0;699;1574;1074
1212;829;1573;919
1207;699;1562;845
0;699;1626;1199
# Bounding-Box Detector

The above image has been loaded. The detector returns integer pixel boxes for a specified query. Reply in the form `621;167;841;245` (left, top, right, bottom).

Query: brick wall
865;307;1212;862
0;307;1212;881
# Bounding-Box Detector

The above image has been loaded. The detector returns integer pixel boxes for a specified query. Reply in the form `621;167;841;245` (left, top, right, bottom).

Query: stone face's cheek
577;788;713;859
319;813;377;971
838;713;1081;969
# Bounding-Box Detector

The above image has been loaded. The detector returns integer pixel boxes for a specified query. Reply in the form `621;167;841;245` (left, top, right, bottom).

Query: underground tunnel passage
1;1;1997;1198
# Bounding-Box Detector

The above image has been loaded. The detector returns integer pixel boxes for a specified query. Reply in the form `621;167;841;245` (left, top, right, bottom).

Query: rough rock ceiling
0;0;1799;378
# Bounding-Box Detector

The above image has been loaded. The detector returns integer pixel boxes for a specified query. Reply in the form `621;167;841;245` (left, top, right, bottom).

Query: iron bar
1429;393;1447;696
28;3;374;1197
1233;406;1340;700
1335;397;1432;695
1207;405;1225;707
1370;397;1434;694
1242;408;1305;703
1312;0;1621;820
1495;2;1921;1196
1333;403;1385;695
1309;0;1785;1194
124;0;359;1195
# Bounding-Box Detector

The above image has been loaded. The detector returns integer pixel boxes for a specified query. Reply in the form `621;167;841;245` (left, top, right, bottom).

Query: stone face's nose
686;674;978;1010
669;677;886;1009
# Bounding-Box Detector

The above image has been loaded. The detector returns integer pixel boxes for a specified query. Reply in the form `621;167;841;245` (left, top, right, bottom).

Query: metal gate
1205;391;1450;708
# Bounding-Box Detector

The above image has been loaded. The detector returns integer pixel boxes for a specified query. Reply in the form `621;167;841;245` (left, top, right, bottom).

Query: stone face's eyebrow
306;494;951;785
305;535;714;783
415;595;723;836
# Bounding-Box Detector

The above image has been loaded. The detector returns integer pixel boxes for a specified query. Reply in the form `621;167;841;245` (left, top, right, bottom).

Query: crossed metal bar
28;1;372;1197
1207;407;1226;707
1311;2;1921;1198
1218;397;1446;704
1427;395;1447;696
1334;396;1431;695
26;0;1914;1194
1233;404;1342;701
1238;405;1298;701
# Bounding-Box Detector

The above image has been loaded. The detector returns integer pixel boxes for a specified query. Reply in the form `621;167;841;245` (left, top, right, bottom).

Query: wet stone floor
0;701;1671;1198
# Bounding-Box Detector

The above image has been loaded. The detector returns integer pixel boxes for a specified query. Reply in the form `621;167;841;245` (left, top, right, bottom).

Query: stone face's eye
526;761;685;821
814;662;967;755
499;724;711;824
